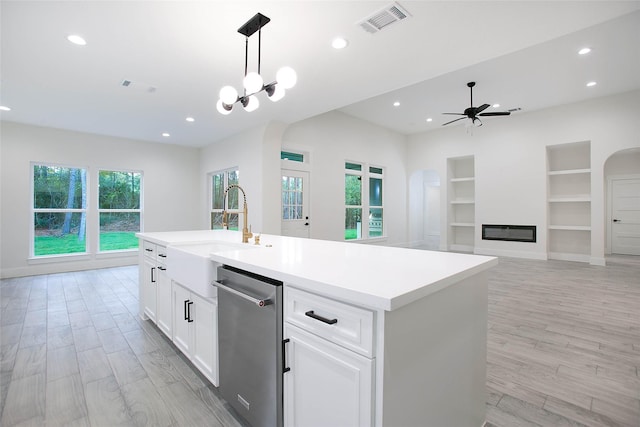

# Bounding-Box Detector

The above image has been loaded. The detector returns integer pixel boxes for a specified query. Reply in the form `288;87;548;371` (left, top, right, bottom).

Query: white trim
474;247;547;260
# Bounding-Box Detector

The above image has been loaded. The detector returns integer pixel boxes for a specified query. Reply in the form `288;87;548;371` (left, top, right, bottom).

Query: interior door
611;177;640;255
281;170;310;238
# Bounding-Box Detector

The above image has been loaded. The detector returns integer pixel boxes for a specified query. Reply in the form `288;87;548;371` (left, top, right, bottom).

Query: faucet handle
254;234;261;245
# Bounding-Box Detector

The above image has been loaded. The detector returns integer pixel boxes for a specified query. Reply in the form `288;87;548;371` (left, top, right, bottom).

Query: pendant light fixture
217;13;297;115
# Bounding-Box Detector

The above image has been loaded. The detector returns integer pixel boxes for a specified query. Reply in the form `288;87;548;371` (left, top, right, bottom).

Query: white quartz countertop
137;230;497;311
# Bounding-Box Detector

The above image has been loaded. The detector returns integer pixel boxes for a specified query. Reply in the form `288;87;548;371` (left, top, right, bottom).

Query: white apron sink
167;242;258;298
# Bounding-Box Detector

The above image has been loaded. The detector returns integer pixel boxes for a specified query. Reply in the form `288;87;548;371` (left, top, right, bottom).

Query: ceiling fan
442;81;511;127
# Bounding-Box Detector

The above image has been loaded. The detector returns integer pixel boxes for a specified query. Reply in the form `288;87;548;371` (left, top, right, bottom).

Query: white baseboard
474;247;547;260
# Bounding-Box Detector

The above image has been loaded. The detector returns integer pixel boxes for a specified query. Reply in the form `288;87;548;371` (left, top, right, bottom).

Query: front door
281;170;310;238
611;177;640;255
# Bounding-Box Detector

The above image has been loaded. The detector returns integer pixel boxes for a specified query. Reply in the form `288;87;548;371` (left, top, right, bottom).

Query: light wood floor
1;256;638;426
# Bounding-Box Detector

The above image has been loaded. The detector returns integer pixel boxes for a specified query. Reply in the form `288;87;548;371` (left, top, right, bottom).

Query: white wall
407;90;640;262
282;111;408;245
0;122;200;277
198;122;282;235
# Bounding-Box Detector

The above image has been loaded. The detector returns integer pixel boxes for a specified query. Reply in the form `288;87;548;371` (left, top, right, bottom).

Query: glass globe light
219;86;238;105
276;66;297;89
242;95;259;112
216;99;233;115
243;72;264;94
267;84;285;102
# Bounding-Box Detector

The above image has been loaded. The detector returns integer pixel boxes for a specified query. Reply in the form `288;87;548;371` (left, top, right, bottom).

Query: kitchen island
137;230;497;427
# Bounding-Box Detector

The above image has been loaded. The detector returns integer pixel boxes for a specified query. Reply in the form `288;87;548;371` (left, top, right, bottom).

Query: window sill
28;253;91;264
96;249;139;259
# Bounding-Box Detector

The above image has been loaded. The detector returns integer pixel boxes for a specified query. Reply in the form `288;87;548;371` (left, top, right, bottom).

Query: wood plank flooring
1;256;639;426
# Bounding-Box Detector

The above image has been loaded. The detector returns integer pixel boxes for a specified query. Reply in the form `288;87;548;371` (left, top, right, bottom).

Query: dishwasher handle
214;280;273;307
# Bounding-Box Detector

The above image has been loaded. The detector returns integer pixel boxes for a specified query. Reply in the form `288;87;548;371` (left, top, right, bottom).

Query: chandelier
217;13;297;115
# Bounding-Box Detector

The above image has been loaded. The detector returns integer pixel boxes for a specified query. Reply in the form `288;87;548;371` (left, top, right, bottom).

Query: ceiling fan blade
478;111;511;117
442;117;467;126
442;113;466;116
475;104;490;113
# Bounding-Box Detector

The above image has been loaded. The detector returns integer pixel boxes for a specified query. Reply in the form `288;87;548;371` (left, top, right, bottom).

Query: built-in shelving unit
448;156;475;252
547;142;591;263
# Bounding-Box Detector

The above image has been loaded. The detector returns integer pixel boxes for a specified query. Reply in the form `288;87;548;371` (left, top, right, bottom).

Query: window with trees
210;168;239;230
345;162;384;240
98;170;142;251
32;164;88;256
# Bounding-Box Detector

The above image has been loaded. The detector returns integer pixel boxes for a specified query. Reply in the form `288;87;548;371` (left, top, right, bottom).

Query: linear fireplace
482;224;536;243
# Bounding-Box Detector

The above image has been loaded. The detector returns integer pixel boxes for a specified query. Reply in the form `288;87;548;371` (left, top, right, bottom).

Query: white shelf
548;196;591;203
549;225;591;231
451;222;474;227
450;199;475;205
547;168;591;176
450;177;475;183
448;156;475;252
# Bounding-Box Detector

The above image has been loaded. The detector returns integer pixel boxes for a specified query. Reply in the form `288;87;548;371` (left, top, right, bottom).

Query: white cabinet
140;241;163;322
547;142;591;262
172;281;219;386
284;287;374;427
448;156;476;252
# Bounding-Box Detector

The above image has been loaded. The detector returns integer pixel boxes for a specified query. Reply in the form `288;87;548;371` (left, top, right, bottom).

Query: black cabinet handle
158;253;167;258
151;267;156;283
282;338;291;373
158;266;166;271
184;300;189;321
187;301;194;323
145;248;153;252
613;219;621;223
305;310;337;325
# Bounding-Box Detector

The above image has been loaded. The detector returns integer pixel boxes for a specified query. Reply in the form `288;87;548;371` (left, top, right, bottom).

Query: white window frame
209;167;240;230
30;162;90;259
97;168;143;253
345;161;385;241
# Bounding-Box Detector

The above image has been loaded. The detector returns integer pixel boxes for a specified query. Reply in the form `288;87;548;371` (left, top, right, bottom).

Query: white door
423;182;441;250
281;170;310;238
172;283;192;357
191;293;218;386
611;177;640;255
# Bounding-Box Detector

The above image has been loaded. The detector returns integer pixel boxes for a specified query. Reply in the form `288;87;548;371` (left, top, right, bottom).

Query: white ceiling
2;1;639;147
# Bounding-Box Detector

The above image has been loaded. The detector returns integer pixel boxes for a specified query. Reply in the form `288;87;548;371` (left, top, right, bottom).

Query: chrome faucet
222;184;253;243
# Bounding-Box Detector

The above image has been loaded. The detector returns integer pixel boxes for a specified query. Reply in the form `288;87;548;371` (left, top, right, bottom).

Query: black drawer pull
158;253;167;258
305;310;337;325
158;266;166;271
145;248;153;252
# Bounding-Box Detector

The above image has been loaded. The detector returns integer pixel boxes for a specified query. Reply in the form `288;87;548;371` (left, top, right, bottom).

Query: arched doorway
604;148;640;255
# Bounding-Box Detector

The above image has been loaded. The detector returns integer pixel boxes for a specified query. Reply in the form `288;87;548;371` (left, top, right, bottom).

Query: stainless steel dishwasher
215;265;284;427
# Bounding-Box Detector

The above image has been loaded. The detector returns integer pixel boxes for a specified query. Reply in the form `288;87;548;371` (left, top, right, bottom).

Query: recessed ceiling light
578;47;591;55
332;37;348;49
393;101;400;107
426;118;432;122
0;105;11;111
586;81;597;87
186;117;195;122
492;103;500;108
67;34;87;46
162;132;170;137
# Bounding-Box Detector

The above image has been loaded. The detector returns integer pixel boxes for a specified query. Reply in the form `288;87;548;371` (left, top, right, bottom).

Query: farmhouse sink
167;242;258;298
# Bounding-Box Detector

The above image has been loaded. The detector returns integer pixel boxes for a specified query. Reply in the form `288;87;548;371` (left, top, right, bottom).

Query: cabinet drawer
285;286;374;358
142;241;156;259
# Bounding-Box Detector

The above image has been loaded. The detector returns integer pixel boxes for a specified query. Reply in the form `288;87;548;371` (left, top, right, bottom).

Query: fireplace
482;224;536;243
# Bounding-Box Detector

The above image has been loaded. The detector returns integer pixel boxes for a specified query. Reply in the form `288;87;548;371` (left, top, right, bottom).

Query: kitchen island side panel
381;271;488;427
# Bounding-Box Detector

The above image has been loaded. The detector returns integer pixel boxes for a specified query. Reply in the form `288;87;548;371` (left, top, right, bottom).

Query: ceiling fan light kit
442;81;511;127
217;13;297;115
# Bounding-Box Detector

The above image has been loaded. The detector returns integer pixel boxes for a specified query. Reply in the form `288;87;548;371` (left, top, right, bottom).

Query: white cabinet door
172;283;192;356
155;265;172;338
142;257;157;322
284;324;374;427
191;293;218;386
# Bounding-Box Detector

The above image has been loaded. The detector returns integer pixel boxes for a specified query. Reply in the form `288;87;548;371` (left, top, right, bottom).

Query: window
98;170;142;251
281;151;305;163
345;162;384;240
32;164;88;256
210;168;239;230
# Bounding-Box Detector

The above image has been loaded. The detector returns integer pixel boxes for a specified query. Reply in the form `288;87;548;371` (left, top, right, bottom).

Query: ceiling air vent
358;2;411;34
